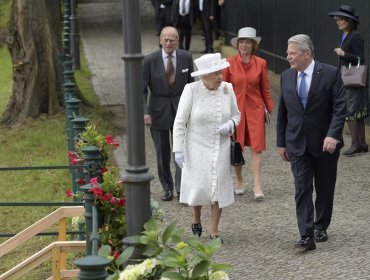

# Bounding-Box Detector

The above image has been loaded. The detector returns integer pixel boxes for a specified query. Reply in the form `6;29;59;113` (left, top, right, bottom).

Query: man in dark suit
196;0;214;53
143;26;194;201
171;0;194;51
276;34;346;251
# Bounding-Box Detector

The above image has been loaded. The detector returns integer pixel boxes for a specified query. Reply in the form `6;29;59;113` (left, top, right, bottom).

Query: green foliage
99;218;232;280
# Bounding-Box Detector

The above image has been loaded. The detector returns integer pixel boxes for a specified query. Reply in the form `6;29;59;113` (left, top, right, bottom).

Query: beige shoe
254;191;265;201
234;188;245;195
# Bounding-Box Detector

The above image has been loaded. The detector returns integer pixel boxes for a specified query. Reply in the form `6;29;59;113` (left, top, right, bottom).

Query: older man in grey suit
143;26;194;201
277;34;346;251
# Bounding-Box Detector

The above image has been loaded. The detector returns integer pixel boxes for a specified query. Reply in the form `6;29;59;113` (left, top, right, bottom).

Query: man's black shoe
177;192;180;201
294;237;316;251
161;190;173;201
314;230;328;242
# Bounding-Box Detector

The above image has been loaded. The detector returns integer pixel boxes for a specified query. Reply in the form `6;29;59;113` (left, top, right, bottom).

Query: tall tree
1;0;62;126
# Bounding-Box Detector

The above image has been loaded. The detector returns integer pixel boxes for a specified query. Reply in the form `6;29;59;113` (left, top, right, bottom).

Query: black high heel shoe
210;235;224;244
191;223;202;237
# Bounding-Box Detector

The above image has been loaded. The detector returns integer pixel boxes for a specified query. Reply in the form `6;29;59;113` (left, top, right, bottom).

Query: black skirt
345;87;369;120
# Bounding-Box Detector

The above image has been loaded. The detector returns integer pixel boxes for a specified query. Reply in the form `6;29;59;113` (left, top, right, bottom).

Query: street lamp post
120;0;153;246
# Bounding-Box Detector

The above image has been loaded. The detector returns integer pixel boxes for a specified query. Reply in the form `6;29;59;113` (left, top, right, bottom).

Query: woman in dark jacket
329;5;369;156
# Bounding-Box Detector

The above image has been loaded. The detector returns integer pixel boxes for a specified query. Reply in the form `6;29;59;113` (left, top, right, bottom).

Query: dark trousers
199;11;213;52
150;128;181;193
177;15;192;50
289;149;340;238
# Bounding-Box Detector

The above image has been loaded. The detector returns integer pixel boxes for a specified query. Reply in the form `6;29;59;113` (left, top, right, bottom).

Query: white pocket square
182;69;189;73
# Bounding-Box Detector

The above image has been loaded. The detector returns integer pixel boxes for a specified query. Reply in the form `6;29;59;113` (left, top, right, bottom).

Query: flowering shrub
90;166;126;250
98;218;232;280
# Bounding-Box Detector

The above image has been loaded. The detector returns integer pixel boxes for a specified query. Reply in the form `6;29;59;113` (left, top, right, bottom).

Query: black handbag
230;120;245;166
340;57;368;88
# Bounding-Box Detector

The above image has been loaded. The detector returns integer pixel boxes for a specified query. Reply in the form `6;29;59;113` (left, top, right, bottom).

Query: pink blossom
90;177;99;186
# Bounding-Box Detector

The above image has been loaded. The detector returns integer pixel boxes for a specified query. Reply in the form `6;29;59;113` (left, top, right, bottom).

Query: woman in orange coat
223;27;273;200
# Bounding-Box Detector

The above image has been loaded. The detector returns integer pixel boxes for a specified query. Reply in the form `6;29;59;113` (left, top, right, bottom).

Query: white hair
288;34;314;57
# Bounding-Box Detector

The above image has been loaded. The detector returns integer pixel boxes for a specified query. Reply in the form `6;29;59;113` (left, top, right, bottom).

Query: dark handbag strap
230;119;237;140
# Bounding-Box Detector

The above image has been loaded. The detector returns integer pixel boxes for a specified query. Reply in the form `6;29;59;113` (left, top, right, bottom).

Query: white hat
230;27;262;48
191;53;230;77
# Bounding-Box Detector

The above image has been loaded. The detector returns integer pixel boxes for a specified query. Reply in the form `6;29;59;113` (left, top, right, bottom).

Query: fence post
80;146;102;255
74;255;111;280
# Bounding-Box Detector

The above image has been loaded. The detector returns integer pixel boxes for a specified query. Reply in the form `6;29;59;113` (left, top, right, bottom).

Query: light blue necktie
299;72;307;108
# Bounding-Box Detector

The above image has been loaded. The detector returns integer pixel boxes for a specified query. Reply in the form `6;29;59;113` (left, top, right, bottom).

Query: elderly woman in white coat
173;53;240;241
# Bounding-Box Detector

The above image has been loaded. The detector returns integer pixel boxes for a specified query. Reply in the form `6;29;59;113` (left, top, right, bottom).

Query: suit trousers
177;15;192;51
289;149;340;238
199;10;213;52
150;128;181;193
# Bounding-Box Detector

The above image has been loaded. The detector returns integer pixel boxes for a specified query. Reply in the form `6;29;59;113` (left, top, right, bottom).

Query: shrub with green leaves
99;218;232;280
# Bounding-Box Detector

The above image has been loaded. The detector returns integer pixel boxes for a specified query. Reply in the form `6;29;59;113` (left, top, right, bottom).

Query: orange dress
223;54;273;152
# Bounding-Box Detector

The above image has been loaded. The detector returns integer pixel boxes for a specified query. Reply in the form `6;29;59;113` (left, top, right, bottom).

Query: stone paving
78;2;370;279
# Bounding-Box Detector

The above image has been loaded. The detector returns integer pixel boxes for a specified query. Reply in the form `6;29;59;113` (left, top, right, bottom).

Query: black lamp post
120;0;153;244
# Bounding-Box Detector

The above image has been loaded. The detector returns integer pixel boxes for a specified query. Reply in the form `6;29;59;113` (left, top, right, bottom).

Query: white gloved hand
217;120;233;135
175;152;185;168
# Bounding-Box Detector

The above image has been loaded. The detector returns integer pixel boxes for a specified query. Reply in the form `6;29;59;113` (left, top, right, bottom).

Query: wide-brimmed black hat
328;5;360;23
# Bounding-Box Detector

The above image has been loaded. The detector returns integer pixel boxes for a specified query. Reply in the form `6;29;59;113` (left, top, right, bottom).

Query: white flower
118;258;161;280
210;270;229;280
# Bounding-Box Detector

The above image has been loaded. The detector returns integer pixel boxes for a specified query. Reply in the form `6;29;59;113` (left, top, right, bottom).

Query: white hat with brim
230;27;262;49
191;53;230;77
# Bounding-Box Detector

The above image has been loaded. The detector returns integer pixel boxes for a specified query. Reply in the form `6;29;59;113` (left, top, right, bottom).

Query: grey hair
288;34;314;57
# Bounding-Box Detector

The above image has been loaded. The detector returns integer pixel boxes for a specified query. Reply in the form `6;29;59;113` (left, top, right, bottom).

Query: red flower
68;151;78;161
111;250;120;260
101;193;113;202
118;198;126;207
105;135;120;147
77;178;86;186
66;189;74;198
105;135;113;145
90;186;103;197
101;167;108;174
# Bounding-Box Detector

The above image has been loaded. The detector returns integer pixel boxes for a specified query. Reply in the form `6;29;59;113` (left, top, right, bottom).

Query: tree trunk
1;0;62;126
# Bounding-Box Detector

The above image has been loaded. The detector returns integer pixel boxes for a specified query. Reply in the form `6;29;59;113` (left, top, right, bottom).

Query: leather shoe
343;146;363;156
177;192;180;201
161;190;173;201
361;144;368;153
314;230;328;242
294;237;316;251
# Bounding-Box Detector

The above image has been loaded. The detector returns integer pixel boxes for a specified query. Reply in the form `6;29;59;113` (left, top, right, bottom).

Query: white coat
173;81;240;208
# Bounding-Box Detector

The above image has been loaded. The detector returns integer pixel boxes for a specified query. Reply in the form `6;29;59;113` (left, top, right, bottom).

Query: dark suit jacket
339;30;365;67
276;61;346;157
171;0;194;27
143;48;194;130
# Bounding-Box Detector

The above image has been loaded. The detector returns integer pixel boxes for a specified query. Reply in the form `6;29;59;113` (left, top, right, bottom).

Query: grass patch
0;46;12;113
0;0;11;28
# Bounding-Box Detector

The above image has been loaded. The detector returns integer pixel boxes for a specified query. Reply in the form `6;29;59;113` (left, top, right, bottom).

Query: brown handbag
340;57;368;88
230;120;245;166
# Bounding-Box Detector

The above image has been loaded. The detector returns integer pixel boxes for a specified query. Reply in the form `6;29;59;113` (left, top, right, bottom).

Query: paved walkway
78;2;370;279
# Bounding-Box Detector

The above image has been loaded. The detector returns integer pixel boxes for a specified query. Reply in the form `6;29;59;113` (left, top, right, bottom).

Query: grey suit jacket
143;48;194;130
276;61;346;157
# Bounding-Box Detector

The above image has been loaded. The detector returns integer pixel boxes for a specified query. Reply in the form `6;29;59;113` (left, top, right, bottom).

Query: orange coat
223;54;273;152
